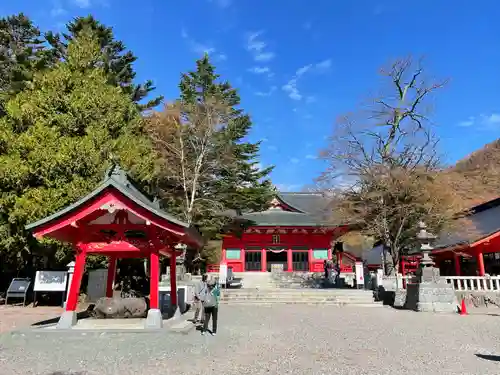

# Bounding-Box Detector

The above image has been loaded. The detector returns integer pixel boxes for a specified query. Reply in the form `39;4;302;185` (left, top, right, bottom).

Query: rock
93;297;147;319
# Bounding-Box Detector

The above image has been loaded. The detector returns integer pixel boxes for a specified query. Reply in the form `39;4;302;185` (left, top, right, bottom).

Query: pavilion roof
25;165;202;245
434;197;500;249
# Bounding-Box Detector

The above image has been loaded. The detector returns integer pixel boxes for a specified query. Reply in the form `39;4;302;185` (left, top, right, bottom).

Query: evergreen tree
178;55;275;262
0;13;51;115
46;15;163;110
179;55;274;214
0;29;155;282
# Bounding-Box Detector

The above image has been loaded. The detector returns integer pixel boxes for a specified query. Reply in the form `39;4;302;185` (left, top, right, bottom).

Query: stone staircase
221;272;380;306
219;288;380;306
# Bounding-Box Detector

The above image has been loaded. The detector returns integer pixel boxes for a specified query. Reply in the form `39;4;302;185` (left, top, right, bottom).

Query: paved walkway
1;305;500;374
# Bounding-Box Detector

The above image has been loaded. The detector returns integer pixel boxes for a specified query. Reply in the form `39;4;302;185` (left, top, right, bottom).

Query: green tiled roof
242;209;328;227
239;192;334;227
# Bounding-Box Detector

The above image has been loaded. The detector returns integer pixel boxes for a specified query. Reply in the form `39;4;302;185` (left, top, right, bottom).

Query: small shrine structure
25;165;202;329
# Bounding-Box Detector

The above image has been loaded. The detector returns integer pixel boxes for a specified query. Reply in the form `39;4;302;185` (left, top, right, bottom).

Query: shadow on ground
32;307;93;327
475;353;500;362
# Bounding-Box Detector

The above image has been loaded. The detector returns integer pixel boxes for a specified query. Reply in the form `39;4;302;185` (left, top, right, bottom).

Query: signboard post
34;271;68;307
355;262;364;289
5;278;32;306
219;263;228;287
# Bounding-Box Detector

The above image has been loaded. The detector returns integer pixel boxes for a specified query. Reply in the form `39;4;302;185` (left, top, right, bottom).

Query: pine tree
46;15;163;110
0;29;156;282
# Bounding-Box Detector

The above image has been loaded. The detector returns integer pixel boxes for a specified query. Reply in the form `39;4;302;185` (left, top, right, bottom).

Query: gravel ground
0;306;64;334
1;305;500;375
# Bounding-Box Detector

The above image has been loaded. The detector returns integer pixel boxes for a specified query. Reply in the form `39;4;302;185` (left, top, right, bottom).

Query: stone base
144;308;163;329
406;281;457;313
57;310;77;329
172;306;182;320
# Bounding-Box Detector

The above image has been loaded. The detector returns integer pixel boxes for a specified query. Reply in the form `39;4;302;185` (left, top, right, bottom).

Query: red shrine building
25;165;202;329
364;197;500;278
219;192;356;273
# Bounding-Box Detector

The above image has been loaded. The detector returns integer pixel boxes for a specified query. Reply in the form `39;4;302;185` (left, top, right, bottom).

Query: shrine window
272;234;280;244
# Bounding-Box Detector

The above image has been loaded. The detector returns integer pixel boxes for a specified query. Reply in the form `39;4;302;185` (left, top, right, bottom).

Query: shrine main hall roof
240;192;334;227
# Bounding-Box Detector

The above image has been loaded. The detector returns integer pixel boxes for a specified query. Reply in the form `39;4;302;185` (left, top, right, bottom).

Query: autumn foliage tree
320;57;470;273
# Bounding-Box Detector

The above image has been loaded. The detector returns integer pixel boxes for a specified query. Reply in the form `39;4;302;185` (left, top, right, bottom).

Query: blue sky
3;0;500;191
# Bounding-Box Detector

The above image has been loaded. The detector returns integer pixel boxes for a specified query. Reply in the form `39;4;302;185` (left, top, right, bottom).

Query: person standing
193;274;207;324
200;279;220;336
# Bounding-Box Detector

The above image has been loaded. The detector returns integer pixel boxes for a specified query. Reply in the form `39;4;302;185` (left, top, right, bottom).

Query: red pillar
454;254;461;276
106;256;117;298
170;253;177;307
65;250;86;312
327;247;332;260
477;250;485;276
261;248;267;272
287;248;293;272
221;248;227;263
149;250;159;309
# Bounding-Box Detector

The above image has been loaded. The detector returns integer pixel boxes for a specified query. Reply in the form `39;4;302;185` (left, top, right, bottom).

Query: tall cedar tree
0;29;156;286
46;15;163;110
0;13;52;115
178;55;274;262
181;55;274;210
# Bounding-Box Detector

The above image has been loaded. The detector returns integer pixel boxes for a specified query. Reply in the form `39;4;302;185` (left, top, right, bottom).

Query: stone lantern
405;221;457;313
416;221;437;276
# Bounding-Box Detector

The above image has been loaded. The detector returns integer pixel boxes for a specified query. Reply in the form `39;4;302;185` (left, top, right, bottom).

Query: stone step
219;300;383;307
222;288;373;295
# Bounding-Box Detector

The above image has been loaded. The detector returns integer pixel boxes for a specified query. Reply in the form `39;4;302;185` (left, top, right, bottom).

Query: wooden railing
206;264;354;273
444;276;500;292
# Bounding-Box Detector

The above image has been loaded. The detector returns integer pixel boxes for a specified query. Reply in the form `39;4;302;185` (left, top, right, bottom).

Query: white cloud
255;52;275;62
296;64;312;77
483;113;500;126
282;59;331;101
315;59;332;70
73;0;91;8
458;117;475;127
215;54;227;62
458;113;500;129
255;86;277;97
290;157;300;164
305;154;316;159
182;28;217;56
50;0;66;16
282;79;301;101
248;66;270;74
246;31;275;62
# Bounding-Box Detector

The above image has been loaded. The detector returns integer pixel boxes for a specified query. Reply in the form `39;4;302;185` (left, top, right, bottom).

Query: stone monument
405;222;458;313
